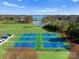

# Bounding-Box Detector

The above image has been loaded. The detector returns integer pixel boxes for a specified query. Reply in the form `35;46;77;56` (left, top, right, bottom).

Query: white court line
0;35;14;46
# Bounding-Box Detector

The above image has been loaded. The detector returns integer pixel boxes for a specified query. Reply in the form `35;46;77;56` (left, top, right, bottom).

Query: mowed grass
0;24;70;59
37;51;70;59
0;24;47;35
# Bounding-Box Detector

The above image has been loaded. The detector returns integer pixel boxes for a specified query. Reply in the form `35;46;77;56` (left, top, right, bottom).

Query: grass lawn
0;24;70;59
38;51;70;59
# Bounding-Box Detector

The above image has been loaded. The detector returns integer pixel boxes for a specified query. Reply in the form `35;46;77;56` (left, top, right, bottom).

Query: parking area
0;34;12;45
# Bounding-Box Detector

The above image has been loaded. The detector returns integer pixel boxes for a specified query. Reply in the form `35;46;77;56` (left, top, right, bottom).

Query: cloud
62;5;66;8
72;0;79;2
33;8;59;12
17;0;22;2
2;1;25;8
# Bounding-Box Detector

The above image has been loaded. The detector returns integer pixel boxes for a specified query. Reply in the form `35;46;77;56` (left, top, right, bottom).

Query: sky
0;0;79;15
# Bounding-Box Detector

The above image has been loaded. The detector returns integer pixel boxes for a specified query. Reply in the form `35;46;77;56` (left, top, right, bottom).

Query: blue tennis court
43;38;65;42
21;33;37;36
43;43;65;48
13;33;68;49
19;38;36;40
42;33;57;36
14;43;36;48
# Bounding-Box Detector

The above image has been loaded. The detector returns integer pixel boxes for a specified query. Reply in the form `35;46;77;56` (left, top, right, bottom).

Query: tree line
0;15;32;24
42;15;79;44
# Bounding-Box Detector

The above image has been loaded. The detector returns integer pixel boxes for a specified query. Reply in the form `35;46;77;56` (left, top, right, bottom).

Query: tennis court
19;38;36;40
14;42;36;48
13;33;69;49
21;33;37;36
43;43;64;48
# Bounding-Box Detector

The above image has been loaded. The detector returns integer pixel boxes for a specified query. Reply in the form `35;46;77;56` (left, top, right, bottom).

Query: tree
24;16;32;24
67;22;79;59
67;30;79;43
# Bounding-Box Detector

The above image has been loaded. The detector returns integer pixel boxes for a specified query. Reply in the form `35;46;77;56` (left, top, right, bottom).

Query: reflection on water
32;21;43;26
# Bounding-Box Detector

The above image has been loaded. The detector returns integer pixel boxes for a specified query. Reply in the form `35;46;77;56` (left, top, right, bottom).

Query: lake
32;20;43;26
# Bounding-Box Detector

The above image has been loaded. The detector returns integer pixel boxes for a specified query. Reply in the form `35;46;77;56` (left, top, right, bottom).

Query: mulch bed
3;48;38;59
